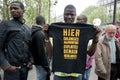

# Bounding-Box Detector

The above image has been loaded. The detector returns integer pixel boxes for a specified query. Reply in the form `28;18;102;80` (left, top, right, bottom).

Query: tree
2;0;10;20
80;6;95;16
0;0;55;25
116;6;120;22
88;6;108;24
81;6;109;25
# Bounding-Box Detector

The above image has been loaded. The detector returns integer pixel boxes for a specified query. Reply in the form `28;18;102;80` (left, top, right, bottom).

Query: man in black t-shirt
49;23;96;74
44;4;101;80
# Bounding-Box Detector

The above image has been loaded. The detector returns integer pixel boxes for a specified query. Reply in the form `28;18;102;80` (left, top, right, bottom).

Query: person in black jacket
31;15;52;80
0;1;33;80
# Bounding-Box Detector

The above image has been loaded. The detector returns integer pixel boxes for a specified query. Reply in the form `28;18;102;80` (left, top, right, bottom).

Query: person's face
64;8;76;23
10;3;24;19
106;28;116;40
77;16;86;24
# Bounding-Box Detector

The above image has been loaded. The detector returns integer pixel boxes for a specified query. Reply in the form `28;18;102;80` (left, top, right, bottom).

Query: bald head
76;15;87;24
105;24;117;40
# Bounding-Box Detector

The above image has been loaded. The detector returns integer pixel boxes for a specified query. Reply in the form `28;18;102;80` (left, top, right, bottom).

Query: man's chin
66;21;73;23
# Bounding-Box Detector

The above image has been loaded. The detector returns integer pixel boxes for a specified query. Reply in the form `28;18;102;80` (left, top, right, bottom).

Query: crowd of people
0;1;120;80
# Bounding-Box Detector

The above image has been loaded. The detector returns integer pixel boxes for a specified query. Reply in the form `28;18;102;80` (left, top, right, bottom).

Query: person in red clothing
115;22;120;42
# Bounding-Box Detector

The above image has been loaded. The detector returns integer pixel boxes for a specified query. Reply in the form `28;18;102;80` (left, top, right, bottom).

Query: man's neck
13;18;25;24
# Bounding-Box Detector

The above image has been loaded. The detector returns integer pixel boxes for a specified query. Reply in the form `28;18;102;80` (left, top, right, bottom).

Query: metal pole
113;0;117;24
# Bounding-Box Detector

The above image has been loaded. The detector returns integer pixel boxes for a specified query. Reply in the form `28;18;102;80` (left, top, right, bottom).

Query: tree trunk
38;0;41;15
3;0;9;20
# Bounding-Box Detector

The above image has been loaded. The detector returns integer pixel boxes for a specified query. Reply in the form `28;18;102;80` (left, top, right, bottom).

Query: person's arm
43;24;53;59
0;48;20;71
87;26;101;56
32;31;50;70
87;38;98;56
45;32;53;59
0;53;11;70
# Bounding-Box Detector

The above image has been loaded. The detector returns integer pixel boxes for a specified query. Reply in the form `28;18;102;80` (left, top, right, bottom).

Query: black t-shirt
49;23;95;74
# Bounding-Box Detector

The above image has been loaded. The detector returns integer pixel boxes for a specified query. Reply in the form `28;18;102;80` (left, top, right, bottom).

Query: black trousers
110;64;118;80
98;64;119;80
98;77;105;80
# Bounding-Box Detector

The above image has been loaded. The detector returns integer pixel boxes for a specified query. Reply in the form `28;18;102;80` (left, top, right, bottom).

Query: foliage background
0;0;56;26
0;0;120;26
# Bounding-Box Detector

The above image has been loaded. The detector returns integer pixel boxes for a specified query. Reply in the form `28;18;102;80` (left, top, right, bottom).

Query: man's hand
6;66;21;72
27;61;33;68
43;24;50;40
94;26;101;37
43;24;49;32
93;26;101;43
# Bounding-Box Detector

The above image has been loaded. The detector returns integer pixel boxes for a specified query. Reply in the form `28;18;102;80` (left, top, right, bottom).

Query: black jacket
0;19;32;66
31;25;49;71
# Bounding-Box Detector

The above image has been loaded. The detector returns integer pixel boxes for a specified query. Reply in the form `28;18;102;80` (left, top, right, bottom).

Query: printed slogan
63;28;80;59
